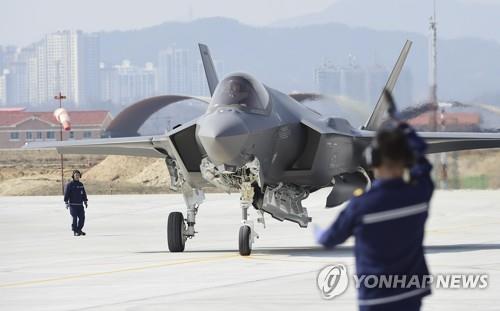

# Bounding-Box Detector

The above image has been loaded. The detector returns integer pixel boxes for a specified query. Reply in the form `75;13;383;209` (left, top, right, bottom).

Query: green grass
460;175;489;189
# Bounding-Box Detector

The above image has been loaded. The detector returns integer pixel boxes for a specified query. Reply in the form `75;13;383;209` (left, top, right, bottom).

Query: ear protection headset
363;125;415;168
364;140;382;168
72;170;82;180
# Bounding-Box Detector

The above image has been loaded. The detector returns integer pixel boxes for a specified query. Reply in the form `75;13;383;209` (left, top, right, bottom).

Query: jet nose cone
197;110;250;166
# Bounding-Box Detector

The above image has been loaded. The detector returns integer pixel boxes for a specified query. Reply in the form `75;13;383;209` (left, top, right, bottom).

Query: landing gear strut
239;182;260;256
167;185;204;253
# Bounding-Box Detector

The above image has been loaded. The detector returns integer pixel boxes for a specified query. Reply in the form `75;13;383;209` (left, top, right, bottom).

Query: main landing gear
166;182;265;256
167;186;204;253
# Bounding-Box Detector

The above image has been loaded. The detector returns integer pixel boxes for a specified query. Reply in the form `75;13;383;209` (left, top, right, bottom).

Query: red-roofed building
408;111;481;132
0;109;113;148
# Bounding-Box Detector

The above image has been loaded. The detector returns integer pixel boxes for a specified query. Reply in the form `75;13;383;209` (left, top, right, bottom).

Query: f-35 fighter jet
27;41;500;255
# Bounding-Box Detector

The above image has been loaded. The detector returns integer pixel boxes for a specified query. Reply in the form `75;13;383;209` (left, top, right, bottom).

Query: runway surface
1;189;499;310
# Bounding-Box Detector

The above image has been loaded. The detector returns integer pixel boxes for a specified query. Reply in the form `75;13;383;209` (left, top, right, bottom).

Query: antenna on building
429;0;437;111
428;0;448;187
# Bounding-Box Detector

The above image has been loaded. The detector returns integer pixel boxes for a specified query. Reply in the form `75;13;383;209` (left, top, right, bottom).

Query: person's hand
84;202;88;209
65;203;70;210
313;224;325;244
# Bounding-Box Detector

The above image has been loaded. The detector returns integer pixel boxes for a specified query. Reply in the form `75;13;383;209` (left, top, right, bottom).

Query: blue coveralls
64;180;88;233
319;124;434;311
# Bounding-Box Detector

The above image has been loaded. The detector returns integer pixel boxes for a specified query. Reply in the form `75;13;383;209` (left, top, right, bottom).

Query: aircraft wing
419;131;500;153
25;119;209;188
25;135;166;157
356;130;500;154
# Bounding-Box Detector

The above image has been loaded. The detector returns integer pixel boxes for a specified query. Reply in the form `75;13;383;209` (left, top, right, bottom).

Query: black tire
239;226;252;256
167;212;185;252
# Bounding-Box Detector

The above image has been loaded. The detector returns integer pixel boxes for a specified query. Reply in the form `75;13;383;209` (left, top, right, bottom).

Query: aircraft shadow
136;243;500;257
424;243;500;254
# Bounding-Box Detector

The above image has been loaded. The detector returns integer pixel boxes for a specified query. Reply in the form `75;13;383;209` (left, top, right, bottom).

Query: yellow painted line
244;254;337;264
0;254;238;289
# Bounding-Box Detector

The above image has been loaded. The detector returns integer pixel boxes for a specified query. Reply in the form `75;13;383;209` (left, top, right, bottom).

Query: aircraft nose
197;110;250;166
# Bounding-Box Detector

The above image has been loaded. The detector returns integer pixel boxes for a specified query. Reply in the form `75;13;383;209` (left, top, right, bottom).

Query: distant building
157;48;191;95
100;60;157;106
0;46;18;72
314;58;413;107
0;109;112;149
0;73;6;105
365;65;388;106
0;31;100;108
314;62;341;96
341;65;367;103
408;111;481;132
4;61;29;106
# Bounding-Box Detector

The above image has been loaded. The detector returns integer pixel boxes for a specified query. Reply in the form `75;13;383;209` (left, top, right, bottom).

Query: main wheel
167;212;186;252
239;225;252;256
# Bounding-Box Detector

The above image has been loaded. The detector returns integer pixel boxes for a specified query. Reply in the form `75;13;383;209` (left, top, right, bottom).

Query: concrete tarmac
1;189;499;310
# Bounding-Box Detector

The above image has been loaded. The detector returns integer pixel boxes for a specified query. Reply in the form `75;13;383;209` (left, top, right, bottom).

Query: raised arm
399;122;434;194
318;200;357;249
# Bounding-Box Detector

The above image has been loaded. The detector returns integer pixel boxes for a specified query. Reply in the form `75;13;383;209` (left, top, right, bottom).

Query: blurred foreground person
64;170;88;236
316;120;434;311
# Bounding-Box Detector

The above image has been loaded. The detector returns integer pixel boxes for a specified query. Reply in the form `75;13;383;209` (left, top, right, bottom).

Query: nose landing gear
239;182;261;256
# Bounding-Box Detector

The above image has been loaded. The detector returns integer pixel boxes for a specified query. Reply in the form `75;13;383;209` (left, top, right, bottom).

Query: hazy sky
0;0;335;46
0;0;497;46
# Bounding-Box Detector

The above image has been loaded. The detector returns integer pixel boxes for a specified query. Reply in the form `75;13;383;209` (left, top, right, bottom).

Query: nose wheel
239;225;252;256
238;182;262;256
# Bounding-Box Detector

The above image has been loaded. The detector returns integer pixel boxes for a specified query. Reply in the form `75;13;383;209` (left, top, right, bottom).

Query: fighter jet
27;41;500;255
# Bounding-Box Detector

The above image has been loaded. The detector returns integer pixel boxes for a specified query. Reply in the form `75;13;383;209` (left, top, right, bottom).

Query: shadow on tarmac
135;243;500;257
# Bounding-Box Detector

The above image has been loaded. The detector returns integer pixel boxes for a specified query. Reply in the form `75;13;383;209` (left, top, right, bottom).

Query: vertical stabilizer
198;43;219;96
364;40;412;130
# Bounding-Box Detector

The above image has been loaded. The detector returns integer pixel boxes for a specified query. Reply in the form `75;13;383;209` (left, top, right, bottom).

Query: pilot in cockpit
227;79;249;107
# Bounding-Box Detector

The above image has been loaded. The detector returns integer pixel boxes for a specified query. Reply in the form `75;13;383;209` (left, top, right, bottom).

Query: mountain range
273;0;500;44
98;17;500;106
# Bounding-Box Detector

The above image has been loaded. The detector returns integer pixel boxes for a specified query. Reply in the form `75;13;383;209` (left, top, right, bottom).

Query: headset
364;140;382;168
72;170;82;180
364;126;414;168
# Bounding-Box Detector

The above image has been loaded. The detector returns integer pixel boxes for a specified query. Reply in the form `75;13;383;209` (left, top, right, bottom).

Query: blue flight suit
64;180;88;233
319;123;434;310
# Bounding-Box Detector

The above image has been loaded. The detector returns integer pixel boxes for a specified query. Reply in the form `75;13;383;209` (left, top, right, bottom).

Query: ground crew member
64;170;88;236
316;121;434;311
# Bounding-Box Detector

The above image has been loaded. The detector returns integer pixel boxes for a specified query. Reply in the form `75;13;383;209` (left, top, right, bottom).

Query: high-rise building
20;30;101;108
366;65;389;107
4;62;29;105
80;34;101;105
0;46;32;106
99;63;118;105
0;46;18;72
0;72;6;105
157;48;191;95
315;58;413;108
0;32;100;108
314;62;341;96
0;46;5;73
44;30;100;106
100;60;157;106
